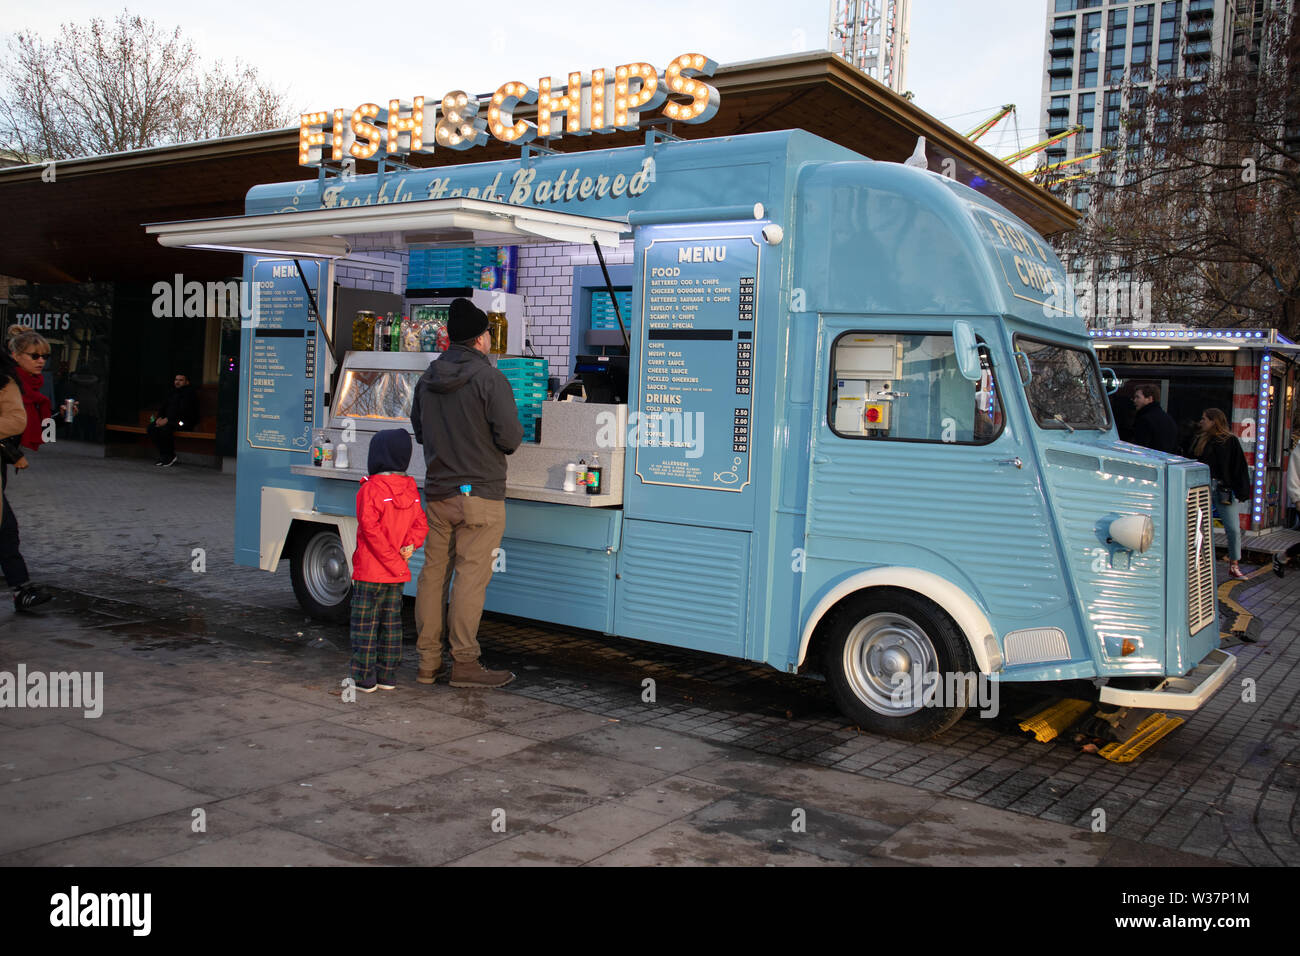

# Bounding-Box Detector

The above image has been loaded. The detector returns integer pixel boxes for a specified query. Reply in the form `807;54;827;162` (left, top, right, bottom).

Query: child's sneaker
355;680;378;693
376;680;396;690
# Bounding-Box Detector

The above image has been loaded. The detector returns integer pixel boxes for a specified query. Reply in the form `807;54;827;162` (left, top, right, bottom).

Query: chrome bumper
1098;649;1237;711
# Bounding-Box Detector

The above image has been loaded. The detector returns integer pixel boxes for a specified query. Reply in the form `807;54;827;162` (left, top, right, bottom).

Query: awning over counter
145;197;628;259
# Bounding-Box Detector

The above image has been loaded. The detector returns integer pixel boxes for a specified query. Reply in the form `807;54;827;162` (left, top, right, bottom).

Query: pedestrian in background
348;429;427;693
7;326;52;457
0;347;53;611
1130;383;1179;454
1274;426;1300;577
1194;408;1251;579
149;372;200;467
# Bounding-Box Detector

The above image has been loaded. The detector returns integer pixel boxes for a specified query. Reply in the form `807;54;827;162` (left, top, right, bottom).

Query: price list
636;234;760;493
246;259;321;452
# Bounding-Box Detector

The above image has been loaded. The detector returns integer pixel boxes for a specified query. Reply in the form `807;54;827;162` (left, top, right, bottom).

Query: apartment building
1038;0;1250;210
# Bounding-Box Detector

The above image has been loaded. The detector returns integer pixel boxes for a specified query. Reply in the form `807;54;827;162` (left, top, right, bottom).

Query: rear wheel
823;590;976;741
290;526;352;623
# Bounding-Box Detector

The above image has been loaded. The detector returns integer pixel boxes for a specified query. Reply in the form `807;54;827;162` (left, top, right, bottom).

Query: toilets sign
299;53;720;167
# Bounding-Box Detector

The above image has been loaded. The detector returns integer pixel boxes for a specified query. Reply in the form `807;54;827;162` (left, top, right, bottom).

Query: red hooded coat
351;473;428;583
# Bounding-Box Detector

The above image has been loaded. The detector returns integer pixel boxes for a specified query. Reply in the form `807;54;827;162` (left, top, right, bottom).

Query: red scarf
16;368;51;450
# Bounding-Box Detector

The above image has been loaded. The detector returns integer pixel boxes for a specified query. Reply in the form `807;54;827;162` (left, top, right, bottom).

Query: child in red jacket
349;429;427;692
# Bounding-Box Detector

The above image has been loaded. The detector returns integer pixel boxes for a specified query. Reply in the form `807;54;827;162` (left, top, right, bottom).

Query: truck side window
828;331;1003;444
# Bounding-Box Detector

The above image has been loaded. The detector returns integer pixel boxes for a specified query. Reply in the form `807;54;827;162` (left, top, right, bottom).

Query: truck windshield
1015;335;1111;431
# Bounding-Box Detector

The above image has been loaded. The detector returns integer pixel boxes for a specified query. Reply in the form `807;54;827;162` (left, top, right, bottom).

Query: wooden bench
105;385;220;461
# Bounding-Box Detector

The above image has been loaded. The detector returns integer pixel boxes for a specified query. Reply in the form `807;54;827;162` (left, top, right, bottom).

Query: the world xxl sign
299;53;720;167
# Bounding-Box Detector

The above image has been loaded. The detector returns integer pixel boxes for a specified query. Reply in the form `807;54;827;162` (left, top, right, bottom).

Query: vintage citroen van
149;129;1236;739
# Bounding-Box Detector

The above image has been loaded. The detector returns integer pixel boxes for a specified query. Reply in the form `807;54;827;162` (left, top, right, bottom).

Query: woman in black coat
1193;407;1251;579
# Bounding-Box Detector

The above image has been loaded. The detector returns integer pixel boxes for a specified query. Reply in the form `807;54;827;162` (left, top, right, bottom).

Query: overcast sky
5;0;1052;160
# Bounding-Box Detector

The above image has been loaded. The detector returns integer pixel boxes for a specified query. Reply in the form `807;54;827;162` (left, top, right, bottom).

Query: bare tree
0;11;297;161
1061;7;1299;340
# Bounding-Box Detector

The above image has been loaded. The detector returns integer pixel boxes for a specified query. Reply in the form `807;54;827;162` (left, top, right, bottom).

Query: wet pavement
1;443;1295;865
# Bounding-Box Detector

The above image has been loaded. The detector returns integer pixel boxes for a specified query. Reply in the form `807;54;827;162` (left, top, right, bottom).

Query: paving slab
119;720;416;800
151;825;368;867
0;722;145;781
0;806;262;867
446;802;671;865
0;763;215;856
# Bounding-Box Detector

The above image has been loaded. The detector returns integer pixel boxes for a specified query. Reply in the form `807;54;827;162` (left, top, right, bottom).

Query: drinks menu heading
636;234;760;492
246;259;322;452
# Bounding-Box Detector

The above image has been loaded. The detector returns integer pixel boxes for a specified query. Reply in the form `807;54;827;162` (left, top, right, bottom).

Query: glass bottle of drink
352;311;377;351
488;311;508;354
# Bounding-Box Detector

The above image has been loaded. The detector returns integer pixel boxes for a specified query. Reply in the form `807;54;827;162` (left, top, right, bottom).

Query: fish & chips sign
299;53;720;168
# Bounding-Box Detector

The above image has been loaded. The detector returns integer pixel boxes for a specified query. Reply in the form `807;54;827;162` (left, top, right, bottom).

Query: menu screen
246;258;322;452
635;234;760;492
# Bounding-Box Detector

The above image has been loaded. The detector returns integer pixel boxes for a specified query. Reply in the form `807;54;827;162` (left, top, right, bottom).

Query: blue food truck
149;125;1235;740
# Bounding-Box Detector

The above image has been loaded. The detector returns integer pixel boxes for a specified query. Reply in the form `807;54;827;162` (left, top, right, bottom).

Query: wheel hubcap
842;612;939;716
303;533;351;605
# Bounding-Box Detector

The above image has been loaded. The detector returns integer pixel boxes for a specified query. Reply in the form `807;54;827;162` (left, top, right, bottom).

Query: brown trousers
415;495;506;670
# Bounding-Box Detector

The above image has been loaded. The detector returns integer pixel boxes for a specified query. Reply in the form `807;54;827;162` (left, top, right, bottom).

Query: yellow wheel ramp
1018;698;1093;743
1098;713;1185;763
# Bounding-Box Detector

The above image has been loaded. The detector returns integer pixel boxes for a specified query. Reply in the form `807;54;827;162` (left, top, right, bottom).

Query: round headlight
1108;514;1154;553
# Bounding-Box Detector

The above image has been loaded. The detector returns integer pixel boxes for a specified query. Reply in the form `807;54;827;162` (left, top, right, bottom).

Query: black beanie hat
448;298;489;343
367;428;412;475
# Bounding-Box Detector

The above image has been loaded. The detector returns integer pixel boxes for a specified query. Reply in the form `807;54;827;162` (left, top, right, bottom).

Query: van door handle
813;456;830;464
994;457;1023;469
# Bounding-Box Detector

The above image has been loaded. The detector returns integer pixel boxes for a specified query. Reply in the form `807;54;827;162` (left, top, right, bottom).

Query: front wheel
290;526;353;623
823;590;976;741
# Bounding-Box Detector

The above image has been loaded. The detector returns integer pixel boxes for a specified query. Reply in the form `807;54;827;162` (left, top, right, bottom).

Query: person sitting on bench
148;373;200;467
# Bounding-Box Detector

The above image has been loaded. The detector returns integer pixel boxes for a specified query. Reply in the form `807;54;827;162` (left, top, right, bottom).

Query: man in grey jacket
410;298;522;688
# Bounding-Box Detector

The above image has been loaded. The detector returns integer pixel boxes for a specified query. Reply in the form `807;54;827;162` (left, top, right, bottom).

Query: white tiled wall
517;239;634;380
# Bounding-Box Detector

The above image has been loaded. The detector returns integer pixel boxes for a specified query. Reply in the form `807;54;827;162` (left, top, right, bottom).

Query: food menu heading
636;234;760;492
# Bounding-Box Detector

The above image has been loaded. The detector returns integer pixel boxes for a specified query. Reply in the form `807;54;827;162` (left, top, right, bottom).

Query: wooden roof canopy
0;51;1077;285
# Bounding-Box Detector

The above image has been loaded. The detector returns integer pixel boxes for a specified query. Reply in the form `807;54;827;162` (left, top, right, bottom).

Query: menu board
246;258;322;452
635;234;760;492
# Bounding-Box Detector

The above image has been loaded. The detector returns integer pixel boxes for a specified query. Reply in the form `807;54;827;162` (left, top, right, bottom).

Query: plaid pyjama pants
350;580;404;687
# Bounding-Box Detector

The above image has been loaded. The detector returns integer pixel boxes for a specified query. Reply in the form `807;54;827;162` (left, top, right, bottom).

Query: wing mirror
952;320;982;382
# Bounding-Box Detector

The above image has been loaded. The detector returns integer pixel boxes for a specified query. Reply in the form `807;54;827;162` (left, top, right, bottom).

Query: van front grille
1187;486;1216;634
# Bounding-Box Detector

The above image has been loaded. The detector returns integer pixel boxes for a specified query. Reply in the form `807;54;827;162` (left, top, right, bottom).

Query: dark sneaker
154;460;166;467
349;678;377;694
13;584;53;612
162;456;178;467
376;680;396;690
449;660;515;689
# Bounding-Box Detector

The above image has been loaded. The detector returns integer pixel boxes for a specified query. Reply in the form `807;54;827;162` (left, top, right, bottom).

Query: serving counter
290;352;625;506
